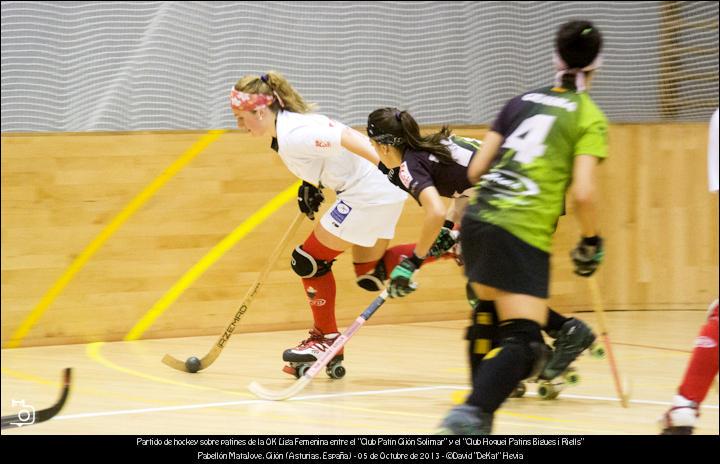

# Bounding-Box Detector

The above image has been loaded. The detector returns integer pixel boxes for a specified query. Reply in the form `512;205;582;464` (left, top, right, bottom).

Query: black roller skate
509;382;527;398
282;328;346;380
436;404;493;435
536;318;604;400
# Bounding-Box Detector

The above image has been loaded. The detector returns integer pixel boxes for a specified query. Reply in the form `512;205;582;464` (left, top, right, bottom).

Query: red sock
678;303;719;404
353;261;378;276
382;243;416;274
300;232;343;334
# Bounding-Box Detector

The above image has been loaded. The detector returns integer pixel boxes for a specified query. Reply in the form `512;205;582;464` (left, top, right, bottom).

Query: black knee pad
497;319;551;381
466;300;497;376
291;245;334;278
355;260;387;292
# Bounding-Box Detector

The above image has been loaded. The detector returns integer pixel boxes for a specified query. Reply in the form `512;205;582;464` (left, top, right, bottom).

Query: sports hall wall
1;2;718;347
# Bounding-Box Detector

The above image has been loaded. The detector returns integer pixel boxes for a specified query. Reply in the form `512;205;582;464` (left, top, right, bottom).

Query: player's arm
467;131;504;184
570;155;600;237
569;154;604;277
341;126;381;165
414;186;448;258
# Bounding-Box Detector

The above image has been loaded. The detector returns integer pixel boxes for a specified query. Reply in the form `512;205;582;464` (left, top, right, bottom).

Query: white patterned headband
229;88;274;111
553;52;603;92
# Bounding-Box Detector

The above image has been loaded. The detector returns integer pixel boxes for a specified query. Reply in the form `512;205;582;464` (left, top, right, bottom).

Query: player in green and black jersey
439;20;608;434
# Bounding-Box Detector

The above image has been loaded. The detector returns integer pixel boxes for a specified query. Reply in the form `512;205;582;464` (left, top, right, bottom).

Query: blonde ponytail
234;71;316;114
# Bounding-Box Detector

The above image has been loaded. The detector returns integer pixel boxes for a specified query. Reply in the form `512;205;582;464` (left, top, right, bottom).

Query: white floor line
53;384;718;422
438;385;720;409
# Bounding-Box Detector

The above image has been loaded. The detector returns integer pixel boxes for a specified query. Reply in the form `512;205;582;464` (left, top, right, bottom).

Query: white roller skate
282;328;346;379
659;394;698;435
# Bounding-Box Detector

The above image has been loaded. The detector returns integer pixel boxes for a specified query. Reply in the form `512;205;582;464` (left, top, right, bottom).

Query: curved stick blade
248;378;311;401
161;354;191;372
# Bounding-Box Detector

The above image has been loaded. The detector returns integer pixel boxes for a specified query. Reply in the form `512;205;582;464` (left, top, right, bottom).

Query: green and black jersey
466;86;608;252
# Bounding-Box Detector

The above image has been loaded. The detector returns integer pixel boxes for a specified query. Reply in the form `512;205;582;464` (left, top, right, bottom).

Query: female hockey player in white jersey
230;72;415;378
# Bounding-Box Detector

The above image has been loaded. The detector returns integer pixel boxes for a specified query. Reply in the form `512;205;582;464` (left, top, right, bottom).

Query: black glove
571;236;604;277
427;221;458;258
297;181;324;220
388;253;423;298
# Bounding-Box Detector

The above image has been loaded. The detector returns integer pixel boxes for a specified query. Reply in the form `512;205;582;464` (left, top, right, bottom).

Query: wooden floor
1;310;717;435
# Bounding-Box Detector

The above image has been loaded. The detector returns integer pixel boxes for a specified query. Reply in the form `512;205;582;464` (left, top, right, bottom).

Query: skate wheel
326;363;346;379
564;369;580;386
538;383;560;400
509;382;526;398
296;364;309;378
589;344;606;359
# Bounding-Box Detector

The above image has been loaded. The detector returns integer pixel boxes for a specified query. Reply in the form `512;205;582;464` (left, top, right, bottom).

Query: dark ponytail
367;108;454;164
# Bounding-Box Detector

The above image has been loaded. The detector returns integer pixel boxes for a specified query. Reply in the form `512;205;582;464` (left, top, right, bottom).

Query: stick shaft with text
248;290;391;400
162;212;305;372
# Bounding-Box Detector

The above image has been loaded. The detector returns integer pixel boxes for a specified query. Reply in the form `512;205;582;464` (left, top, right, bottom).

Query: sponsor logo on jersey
398;162;414;189
480;169;540;198
315;139;331;148
694;336;717;349
330;200;352;223
522;93;577;112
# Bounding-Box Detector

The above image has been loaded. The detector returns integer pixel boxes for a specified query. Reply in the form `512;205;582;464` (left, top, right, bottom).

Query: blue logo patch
330;201;352;224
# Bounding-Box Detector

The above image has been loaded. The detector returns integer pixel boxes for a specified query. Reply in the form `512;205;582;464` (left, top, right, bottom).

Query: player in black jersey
366;108;599;402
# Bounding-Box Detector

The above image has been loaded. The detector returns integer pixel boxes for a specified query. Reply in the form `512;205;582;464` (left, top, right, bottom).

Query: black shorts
460;217;550;298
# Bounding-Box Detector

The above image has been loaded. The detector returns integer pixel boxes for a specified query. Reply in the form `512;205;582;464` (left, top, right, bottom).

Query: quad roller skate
659;395;698;435
542;318;604;380
436;404;493;435
509;366;584;400
510;318;605;400
536;367;581;400
281;328;346;379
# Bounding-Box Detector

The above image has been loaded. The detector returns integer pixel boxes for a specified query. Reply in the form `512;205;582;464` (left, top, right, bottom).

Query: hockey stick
1;368;72;430
249;289;391;401
587;276;630;408
162;212;305;372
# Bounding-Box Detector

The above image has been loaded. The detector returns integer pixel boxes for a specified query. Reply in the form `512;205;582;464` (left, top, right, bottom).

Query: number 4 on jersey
502;114;557;164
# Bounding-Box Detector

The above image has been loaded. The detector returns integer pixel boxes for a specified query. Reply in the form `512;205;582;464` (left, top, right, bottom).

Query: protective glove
570;235;604;277
426;221;458;258
297;181;324;220
388;253;423;298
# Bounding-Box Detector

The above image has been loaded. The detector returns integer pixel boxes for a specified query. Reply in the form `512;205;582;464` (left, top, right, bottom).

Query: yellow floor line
85;342;251;396
5;130;225;348
1;366;180;406
124;179;301;340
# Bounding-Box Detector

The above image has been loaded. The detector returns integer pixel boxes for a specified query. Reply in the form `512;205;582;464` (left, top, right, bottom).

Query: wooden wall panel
1;123;717;347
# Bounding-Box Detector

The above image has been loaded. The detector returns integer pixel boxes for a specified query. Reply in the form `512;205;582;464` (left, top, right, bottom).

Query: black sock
544;308;569;336
466;319;542;413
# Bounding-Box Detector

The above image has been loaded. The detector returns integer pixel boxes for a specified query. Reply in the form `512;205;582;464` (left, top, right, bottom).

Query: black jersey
380;135;481;205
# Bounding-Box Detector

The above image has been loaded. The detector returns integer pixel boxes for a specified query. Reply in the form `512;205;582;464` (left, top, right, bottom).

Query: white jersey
275;111;407;205
709;108;718;193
